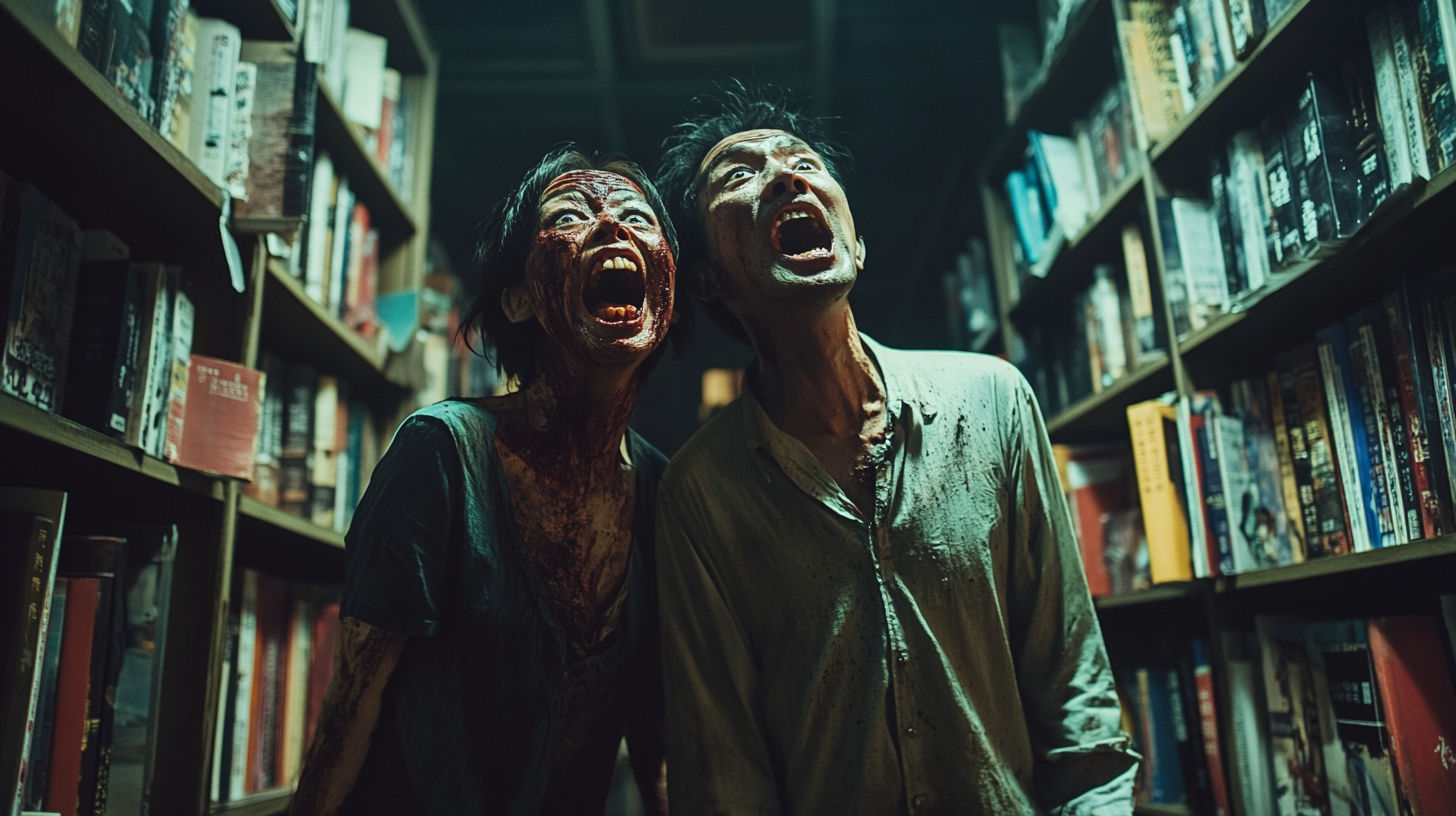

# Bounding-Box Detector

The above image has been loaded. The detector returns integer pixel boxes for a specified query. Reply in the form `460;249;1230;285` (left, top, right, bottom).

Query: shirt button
897;650;909;664
912;794;928;808
906;726;916;736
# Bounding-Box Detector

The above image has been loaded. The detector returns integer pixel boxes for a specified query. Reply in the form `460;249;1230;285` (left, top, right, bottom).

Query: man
653;87;1139;815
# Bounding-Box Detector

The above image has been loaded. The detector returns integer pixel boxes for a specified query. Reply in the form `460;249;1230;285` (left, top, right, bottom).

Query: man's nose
770;174;810;198
591;215;633;244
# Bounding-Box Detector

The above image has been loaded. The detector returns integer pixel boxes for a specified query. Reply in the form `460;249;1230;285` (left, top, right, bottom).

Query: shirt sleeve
341;414;460;636
1004;371;1141;814
656;481;781;816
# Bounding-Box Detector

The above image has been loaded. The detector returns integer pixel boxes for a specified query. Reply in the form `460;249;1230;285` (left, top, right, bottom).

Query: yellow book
1127;400;1193;583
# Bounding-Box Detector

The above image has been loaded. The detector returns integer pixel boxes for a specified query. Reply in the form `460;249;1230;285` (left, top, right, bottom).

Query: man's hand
289;617;406;816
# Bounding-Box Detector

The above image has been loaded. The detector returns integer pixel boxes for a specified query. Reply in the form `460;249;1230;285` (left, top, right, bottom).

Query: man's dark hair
459;145;686;385
657;82;850;343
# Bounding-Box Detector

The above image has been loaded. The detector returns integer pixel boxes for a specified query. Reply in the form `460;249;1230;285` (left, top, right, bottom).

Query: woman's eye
553;212;584;227
795;159;815;171
624;212;651;225
728;167;753;181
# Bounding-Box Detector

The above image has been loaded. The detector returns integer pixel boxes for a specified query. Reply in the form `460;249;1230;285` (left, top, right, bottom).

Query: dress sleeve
656;481;781;816
1003;370;1141;814
341;414;460;636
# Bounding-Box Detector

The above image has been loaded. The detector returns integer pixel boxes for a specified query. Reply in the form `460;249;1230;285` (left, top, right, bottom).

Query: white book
305;152;335;304
1316;339;1373;553
1071;121;1102;210
303;0;331;65
1214;412;1257;572
1228;131;1272;292
164;290;194;462
329;178;353;312
1090;265;1127;383
1033;132;1093;236
1353;322;1411;543
1209;0;1237;69
327;0;352;100
342;28;388;130
188;19;242;187
1170;198;1229;331
1177;395;1212;578
229;570;259;801
1388;2;1433;179
1367;8;1415;188
1223;633;1275;816
225;63;257;202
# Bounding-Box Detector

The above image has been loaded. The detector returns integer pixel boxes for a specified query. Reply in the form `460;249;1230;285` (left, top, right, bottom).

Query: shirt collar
740;333;936;498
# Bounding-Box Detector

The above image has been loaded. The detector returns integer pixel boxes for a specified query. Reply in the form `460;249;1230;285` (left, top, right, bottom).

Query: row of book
1;170;267;482
286;150;383;331
1;488;176;816
1118;0;1301;150
23;0;417;216
1014;223;1164;419
244;353;379;532
1003;81;1138;274
211;569;341;803
1124;269;1456;587
1119;612;1456;814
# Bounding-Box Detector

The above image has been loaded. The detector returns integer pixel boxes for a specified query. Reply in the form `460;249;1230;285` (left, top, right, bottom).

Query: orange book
171;356;264;480
1127;400;1193;584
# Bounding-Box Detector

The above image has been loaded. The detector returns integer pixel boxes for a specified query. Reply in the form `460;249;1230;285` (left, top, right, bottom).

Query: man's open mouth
582;254;646;324
770;205;834;260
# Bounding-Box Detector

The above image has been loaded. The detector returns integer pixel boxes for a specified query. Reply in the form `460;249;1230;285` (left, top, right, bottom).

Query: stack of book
1127;269;1456;586
1002;81;1138;276
1;487;181;816
244;352;378;534
211;569;341;804
293;150;383;334
1;169;265;480
1121;614;1456;815
1013;224;1163;418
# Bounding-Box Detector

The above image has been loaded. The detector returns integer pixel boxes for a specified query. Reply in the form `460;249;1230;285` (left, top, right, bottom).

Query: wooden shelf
982;0;1116;177
1095;581;1201;610
0;394;226;501
238;495;345;550
1010;169;1145;319
1046;353;1173;442
1148;0;1360;174
260;259;406;399
1225;534;1456;591
212;788;291;816
314;81;417;245
191;0;297;40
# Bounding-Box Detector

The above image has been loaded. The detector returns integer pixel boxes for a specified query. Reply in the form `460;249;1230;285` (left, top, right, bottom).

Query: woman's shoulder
626;428;670;481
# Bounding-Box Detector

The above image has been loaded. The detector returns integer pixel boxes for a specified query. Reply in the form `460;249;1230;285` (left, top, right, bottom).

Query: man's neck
747;303;886;443
494;356;642;478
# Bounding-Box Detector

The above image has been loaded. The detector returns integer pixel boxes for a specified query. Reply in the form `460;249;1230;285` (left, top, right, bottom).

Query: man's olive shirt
657;336;1139;815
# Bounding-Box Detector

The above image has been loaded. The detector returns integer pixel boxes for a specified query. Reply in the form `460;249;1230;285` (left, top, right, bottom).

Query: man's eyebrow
703;138;815;177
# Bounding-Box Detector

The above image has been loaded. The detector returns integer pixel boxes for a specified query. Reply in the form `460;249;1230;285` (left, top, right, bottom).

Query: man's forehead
542;170;643;203
698;129;813;177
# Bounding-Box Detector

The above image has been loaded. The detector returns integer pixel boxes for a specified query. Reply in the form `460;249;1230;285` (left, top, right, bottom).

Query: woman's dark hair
459;145;686;384
656;82;850;343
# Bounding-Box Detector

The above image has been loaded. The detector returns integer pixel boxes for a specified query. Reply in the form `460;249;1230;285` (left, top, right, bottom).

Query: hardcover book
1368;616;1456;813
61;261;142;440
171;356;265;480
236;41;319;220
3;184;83;414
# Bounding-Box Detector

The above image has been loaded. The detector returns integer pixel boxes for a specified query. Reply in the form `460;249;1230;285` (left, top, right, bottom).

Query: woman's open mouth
582;254;647;324
770;205;835;261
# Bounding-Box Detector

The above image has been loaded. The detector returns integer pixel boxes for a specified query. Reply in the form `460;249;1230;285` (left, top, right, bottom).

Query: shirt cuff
1048;764;1138;816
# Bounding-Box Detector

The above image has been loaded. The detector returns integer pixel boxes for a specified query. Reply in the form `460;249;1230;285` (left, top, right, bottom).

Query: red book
304;603;341;752
1192;641;1231;816
247;574;289;793
171;356;264;480
1055;444;1134;597
1368;616;1456;814
1383;292;1443;539
44;578;99;816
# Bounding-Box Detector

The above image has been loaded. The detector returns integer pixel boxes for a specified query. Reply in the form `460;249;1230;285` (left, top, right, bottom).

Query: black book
1397;275;1455;532
1209;150;1247;297
62;261;142;439
280;362;318;517
76;0;114;72
285;60;321;218
1259;112;1300;268
0;511;59;805
1341;42;1393;221
58;535;129;816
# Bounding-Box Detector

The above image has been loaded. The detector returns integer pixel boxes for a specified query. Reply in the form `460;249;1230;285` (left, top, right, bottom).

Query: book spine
1422;273;1456;529
1368;616;1456;813
2;513;59;811
23;577;67;811
1368;6;1416;188
4;188;83;415
1416;0;1456;170
45;578;100;816
1290;343;1353;556
1370;306;1423;541
1259;113;1296;269
284;60;320;218
164;290;194;463
1344;38;1394;222
1192;639;1232;816
1267;368;1308;560
226;62;258;202
1384;290;1444;538
1129;401;1194;583
279;364;317;517
1195;408;1233;575
1351;314;1408;545
1315;324;1375;552
61;262;136;438
1399;278;1455;534
228;571;257;800
1178;397;1212;578
1223;633;1274;816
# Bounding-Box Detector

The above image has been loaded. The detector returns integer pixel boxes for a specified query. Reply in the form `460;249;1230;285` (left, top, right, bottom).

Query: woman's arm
289;618;406;816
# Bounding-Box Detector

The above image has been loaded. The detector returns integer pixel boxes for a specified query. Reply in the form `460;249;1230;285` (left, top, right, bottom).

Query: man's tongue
594;304;640;322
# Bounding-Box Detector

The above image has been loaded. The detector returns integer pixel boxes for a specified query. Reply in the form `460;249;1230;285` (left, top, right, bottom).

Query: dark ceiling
414;0;1004;453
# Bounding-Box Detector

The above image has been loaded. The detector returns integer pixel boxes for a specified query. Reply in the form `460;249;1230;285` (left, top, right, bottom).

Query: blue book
1346;309;1402;547
1414;0;1456;169
1145;668;1189;804
1194;396;1234;574
1316;323;1381;552
1004;169;1046;265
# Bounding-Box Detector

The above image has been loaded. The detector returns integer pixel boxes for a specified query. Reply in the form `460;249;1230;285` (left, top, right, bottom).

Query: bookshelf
0;0;438;810
978;0;1456;812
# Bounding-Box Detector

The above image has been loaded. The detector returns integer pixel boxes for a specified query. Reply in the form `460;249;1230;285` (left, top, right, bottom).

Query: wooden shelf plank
213;788;291;816
1095;581;1201;610
314;80;417;245
1010;169;1145;318
238;495;345;549
0;393;226;500
260;259;406;399
1227;534;1456;591
1046;353;1173;442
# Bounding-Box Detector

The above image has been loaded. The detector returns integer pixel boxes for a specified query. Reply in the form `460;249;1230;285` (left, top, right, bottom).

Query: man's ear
500;286;535;324
693;260;723;302
855;235;867;271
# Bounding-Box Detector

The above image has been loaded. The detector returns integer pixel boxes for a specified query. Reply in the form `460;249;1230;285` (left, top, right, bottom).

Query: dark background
414;0;1005;454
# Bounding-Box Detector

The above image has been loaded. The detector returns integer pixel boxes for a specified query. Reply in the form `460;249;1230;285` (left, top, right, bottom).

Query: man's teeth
600;256;638;271
598;305;640;321
776;210;815;226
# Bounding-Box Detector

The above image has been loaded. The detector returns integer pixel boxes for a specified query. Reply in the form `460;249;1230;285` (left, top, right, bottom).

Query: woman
289;147;679;815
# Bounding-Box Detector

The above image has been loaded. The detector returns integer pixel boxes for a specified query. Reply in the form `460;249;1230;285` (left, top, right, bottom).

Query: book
1053;443;1135;597
227;569;258;800
1287;69;1371;248
280;598;313;786
1410;0;1456;172
1121;1;1185;148
1368;616;1456;813
310;375;340;527
1316;322;1378;552
1122;224;1161;358
244;353;285;505
304;152;336;300
1260;111;1299;268
188;19;242;188
163;289;195;463
55;536;128;816
23;577;67;811
1005;169;1048;267
1392;278;1453;536
3;184;83;414
44;576;100;816
1230;377;1296;567
235;41;319;220
226;62;258;202
124;266;180;459
1257;616;1330;815
1029;130;1093;237
170;356;265;480
61;261;142;439
1266;368;1309;560
1222;631;1275;816
342;28;388;131
1368;6;1417;190
1128;399;1194;584
1190;639;1232;816
1290;342;1353;557
304;602;340;753
1225;0;1267;58
1158;197;1229;337
1349;308;1412;545
1386;0;1435;180
0;509;61;813
279;363;318;517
